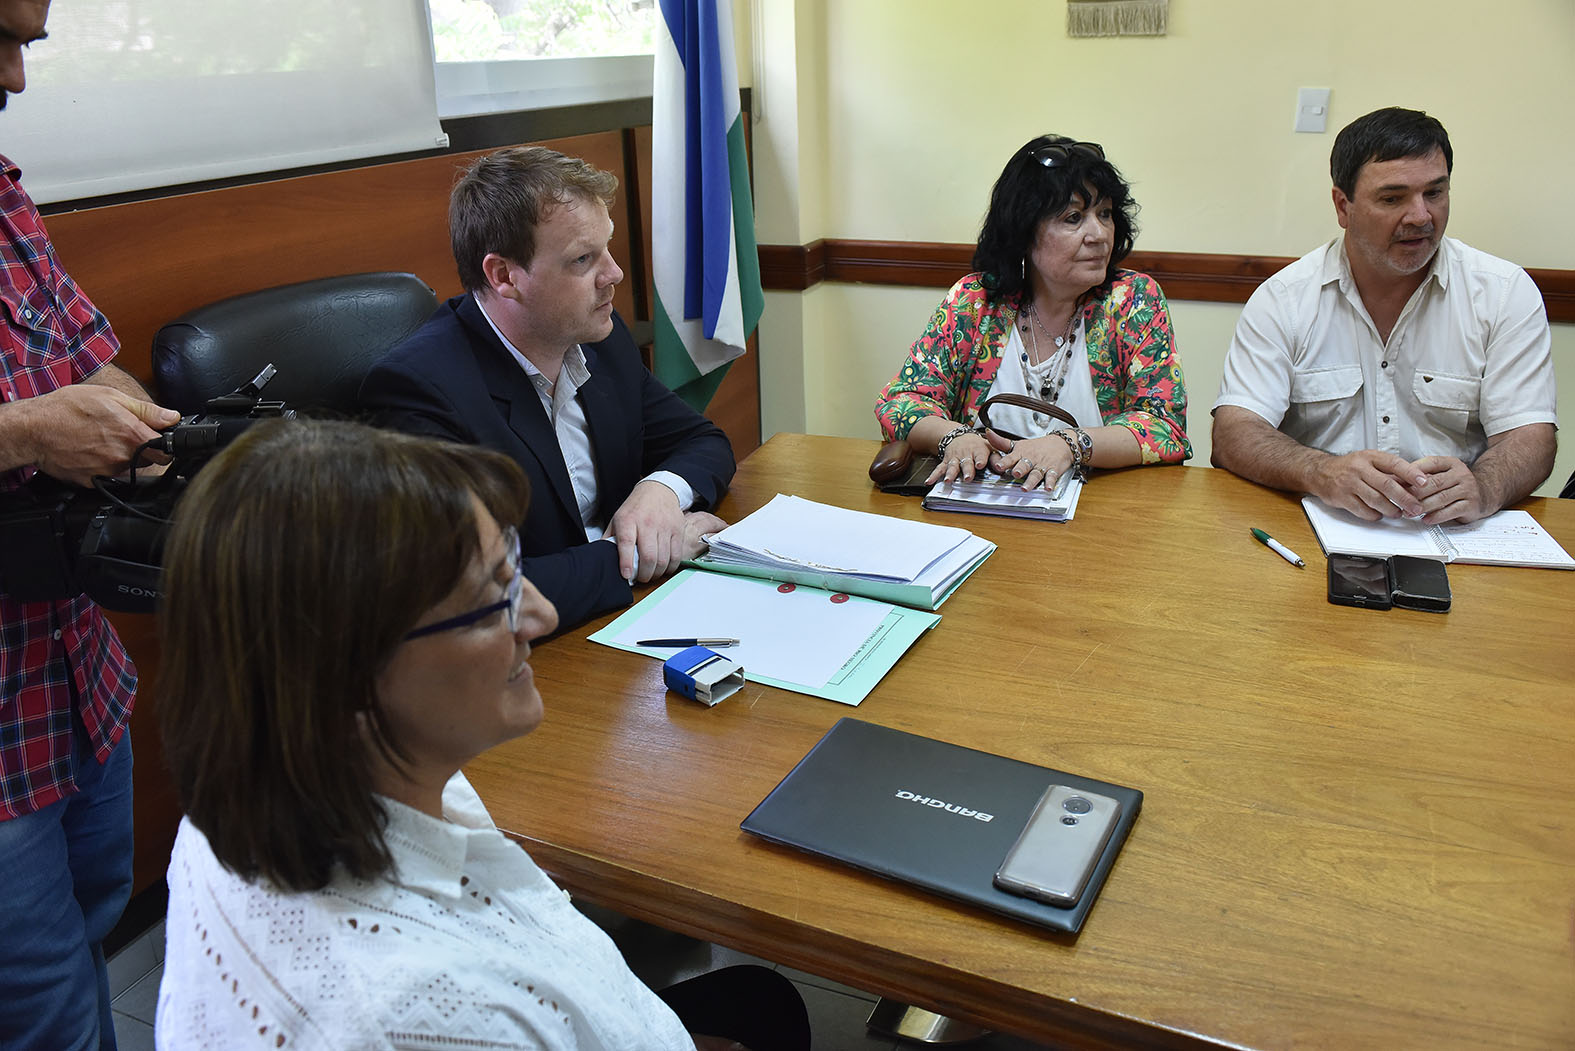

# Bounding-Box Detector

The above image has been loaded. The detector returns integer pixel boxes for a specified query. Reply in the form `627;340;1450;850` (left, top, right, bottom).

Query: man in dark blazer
361;147;735;631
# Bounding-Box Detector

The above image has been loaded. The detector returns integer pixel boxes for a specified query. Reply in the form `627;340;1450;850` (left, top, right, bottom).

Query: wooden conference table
466;434;1575;1050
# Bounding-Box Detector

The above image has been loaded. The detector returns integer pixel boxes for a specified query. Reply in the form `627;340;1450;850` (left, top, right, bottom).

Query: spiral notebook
1300;496;1575;569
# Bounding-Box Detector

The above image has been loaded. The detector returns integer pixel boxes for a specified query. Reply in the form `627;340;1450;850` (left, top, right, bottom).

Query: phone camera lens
1062;796;1092;814
1061;815;1078;826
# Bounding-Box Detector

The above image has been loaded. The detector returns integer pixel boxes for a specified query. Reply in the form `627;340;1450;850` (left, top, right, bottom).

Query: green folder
684;536;993;611
589;569;941;706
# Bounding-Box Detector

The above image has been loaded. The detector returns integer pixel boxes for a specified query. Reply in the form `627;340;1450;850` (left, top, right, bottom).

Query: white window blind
7;1;448;205
434;55;653;118
428;0;655;119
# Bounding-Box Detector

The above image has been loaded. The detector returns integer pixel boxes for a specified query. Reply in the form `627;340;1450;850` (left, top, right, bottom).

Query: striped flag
652;0;763;411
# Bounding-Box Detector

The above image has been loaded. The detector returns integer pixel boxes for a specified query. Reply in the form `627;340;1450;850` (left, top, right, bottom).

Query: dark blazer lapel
456;296;581;521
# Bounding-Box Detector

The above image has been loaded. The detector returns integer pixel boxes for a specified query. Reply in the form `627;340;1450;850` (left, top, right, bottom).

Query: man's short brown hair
449;145;618;294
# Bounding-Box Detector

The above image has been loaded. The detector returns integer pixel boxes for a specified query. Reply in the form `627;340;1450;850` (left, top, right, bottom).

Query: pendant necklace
1018;303;1078;421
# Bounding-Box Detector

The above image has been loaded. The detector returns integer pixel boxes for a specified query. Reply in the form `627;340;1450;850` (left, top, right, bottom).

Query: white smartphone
993;784;1122;907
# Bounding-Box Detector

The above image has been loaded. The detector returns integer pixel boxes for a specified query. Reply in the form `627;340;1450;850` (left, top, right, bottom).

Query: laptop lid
740;717;1142;933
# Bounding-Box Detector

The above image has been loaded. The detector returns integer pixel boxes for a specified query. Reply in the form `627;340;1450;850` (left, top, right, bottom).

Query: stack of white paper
922;473;1084;522
695;494;995;609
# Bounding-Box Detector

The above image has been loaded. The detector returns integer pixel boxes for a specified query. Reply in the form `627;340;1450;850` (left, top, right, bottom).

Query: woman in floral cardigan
876;135;1191;490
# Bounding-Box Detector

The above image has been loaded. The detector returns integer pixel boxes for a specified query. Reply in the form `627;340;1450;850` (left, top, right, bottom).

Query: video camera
0;365;295;613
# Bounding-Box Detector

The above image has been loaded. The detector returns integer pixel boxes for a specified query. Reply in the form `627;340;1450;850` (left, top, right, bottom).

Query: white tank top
984;320;1101;435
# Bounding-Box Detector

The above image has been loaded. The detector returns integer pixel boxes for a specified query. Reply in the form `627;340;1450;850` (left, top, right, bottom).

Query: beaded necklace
1018;302;1078;406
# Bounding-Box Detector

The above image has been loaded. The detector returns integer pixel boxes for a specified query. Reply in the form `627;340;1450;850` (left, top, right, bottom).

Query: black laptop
740;718;1142;933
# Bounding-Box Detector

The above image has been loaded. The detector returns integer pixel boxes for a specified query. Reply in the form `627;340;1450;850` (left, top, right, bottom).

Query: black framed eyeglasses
1030;141;1105;168
403;526;525;641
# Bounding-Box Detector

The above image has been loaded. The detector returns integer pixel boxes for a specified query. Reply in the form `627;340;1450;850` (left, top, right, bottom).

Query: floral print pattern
874;271;1191;464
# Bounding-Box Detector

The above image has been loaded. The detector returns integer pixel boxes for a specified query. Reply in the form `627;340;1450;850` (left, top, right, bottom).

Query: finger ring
1021;459;1034;469
948;458;961;467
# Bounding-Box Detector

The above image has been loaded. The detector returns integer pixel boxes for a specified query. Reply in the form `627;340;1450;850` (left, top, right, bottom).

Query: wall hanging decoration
1066;0;1168;37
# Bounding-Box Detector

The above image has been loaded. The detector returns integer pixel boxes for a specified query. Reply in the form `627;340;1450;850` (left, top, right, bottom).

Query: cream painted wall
749;0;1575;496
733;0;752;89
812;0;1574;265
750;0;831;439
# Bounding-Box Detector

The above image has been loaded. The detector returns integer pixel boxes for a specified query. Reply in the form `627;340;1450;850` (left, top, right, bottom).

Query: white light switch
1295;88;1331;133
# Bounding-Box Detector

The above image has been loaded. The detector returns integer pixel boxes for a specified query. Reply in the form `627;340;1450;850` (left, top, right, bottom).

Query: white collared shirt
476;296;695;541
157;773;696;1050
1214;235;1556;462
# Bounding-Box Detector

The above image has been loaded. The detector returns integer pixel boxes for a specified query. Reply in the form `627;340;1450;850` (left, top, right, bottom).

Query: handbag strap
976;394;1079;441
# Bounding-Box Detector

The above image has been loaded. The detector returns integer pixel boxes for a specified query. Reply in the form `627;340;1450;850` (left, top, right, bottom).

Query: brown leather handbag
868;395;1079;494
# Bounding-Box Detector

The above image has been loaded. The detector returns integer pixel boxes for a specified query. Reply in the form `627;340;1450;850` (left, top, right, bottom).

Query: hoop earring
1020;257;1027;282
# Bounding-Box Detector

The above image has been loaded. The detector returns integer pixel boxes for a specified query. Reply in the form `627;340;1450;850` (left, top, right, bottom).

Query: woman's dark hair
157;419;530;892
1330;107;1453;199
972;134;1139;301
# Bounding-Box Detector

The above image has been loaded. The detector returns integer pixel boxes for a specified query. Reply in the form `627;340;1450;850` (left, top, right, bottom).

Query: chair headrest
153;272;438;415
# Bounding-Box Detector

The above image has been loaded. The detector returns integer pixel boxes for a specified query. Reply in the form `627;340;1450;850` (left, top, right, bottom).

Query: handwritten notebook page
1438;513;1575;568
1301;496;1575;569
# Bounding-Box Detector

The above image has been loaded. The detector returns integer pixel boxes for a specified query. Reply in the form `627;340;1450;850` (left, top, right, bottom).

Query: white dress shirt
477;296;695;541
156;773;696;1050
1214;236;1556;463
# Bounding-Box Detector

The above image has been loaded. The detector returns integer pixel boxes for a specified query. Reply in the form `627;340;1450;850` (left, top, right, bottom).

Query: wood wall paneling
42;127;761;897
46;131;636;386
759;240;1575;323
822;239;969;288
758;240;827;292
1525;268;1575;324
631;124;655;322
702;335;763;460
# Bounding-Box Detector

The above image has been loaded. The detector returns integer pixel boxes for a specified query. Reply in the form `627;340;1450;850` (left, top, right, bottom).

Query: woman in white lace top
152;420;807;1050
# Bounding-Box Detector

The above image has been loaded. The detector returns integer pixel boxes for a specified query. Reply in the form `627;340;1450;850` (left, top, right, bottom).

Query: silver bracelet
935;426;972;457
1052;428;1093;479
1051;429;1079;470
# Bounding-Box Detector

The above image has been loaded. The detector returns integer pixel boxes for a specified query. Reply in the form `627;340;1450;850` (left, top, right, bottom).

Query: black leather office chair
152;272;437;415
1561;469;1574;500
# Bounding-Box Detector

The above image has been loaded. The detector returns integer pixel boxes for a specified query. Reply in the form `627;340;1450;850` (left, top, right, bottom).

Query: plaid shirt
0;153;137;821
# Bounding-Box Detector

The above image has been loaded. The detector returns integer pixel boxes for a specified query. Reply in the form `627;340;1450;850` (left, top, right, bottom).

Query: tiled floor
107;917;162;1051
111;904;1051;1050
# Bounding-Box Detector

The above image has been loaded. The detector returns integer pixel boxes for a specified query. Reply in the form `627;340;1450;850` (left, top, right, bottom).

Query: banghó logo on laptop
894;789;994;822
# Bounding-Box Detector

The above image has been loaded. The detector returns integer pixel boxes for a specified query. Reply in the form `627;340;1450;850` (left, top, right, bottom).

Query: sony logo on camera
894;789;994;822
0;364;293;613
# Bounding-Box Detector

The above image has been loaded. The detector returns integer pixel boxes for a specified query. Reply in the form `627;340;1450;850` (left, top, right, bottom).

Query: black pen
636;637;740;647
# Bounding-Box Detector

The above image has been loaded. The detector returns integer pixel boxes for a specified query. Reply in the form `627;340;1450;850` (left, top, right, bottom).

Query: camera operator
0;2;182;1047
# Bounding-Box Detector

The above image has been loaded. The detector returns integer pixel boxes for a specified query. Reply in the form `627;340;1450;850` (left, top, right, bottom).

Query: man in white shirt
361;147;736;630
1212;107;1556;524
